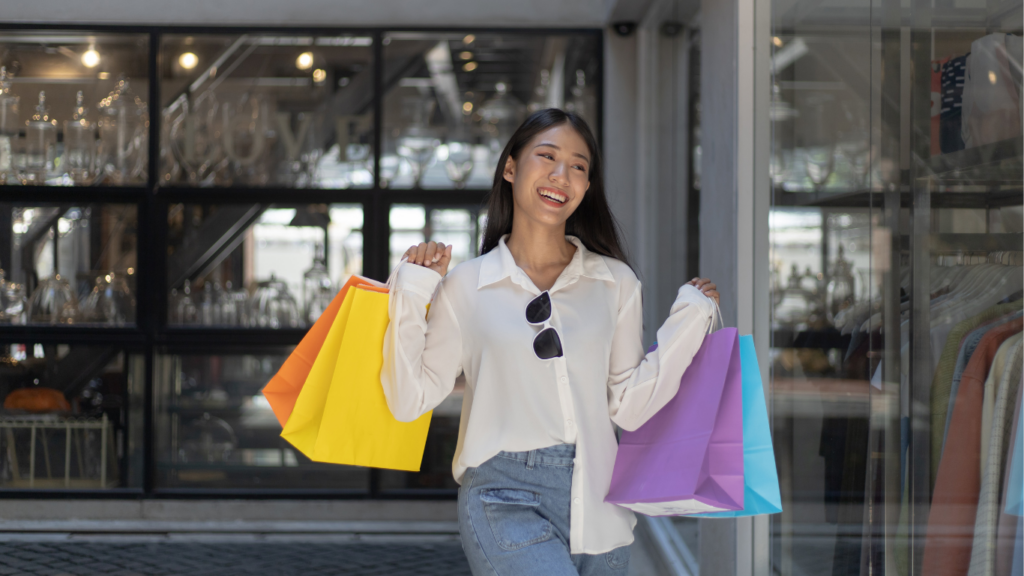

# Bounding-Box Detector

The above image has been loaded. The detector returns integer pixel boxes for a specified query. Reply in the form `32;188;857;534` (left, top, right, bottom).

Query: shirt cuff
394;262;443;300
672;284;716;317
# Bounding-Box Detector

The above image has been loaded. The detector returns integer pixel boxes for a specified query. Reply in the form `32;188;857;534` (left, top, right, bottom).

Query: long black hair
479;108;632;270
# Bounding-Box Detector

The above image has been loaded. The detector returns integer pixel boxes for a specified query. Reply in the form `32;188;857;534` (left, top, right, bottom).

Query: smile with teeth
538;188;568;204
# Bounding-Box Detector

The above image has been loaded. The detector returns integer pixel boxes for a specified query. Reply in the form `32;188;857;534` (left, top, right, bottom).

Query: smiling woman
386;108;722;576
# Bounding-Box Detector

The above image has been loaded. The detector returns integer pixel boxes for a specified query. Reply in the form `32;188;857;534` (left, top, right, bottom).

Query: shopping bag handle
708;299;725;335
385;257;409;290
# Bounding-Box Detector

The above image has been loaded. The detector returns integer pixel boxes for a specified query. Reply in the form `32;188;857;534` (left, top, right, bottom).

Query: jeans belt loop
526;449;537;470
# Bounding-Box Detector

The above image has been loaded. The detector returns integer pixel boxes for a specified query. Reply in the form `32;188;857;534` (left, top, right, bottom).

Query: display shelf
772;327;851;350
0;326;144;345
155;329;305;350
929;137;1023;175
774;188;1022;209
0;185;148;203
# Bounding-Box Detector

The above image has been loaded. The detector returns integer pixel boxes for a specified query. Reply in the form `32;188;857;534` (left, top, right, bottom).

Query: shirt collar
477;234;615;292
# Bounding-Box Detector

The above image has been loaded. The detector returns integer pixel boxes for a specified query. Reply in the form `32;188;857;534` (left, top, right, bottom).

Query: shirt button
566;419;573;427
560;376;567;383
574;498;582;504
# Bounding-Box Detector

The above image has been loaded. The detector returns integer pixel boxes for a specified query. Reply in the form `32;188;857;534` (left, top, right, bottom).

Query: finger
423;241;438;264
414;242;428;265
404;245;417;260
687;277;699;286
431;242;446;263
700;283;717;293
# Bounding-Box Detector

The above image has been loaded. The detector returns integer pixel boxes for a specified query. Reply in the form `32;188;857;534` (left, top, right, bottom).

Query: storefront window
159;34;374;189
153;349;369;490
166;203;363;328
0;345;143;489
770;3;1022;574
382;32;599;189
0;31;150;187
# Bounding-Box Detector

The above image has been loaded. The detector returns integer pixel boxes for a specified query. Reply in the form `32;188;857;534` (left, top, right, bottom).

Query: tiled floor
0;540;472;576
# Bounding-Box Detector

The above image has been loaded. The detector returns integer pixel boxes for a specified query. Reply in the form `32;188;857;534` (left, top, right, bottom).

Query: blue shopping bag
691;335;782;518
1006;399;1022;516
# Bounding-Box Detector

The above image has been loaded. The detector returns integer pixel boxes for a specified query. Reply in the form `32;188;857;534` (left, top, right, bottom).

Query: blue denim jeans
458;444;631;575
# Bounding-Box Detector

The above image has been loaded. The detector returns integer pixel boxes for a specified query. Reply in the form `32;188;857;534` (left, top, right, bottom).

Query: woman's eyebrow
533;142;590;163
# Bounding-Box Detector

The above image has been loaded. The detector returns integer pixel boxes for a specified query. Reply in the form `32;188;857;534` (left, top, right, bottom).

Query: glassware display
302;243;333;325
383;32;599;190
247;274;300;329
0;67;19;184
159;34;374;189
28;273;78;325
20;91;57;185
178;412;237;464
80;272;135;326
96;77;149;185
62;91;96;185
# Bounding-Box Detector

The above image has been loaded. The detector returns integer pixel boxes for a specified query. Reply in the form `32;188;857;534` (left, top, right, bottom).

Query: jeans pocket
606;545;631;570
480;488;553;551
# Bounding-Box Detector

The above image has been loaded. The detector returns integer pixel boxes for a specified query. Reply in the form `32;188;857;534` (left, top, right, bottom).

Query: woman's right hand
404;241;453;276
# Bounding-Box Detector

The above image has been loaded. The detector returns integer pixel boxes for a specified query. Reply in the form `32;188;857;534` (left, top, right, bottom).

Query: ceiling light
81;49;100;68
296;51;314;70
98;72;110;80
312;69;326;83
462;101;473;113
463;34;475;45
178;52;198;69
772;36;783;47
459;51;473;60
988;71;998;85
463;61;478;72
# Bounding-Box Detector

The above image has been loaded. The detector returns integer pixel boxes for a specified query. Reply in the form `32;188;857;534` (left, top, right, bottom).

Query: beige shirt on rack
381;235;715;554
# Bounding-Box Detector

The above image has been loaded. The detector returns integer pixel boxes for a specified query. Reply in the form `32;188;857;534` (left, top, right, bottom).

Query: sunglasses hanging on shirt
526;291;564;360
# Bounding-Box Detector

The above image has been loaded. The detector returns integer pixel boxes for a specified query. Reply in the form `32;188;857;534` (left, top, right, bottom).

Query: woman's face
503;123;591;228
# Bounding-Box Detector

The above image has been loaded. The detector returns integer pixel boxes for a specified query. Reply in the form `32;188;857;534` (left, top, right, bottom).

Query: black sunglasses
526;292;563;360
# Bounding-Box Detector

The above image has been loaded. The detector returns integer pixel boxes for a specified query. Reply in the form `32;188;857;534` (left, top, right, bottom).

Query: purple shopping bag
605;327;745;516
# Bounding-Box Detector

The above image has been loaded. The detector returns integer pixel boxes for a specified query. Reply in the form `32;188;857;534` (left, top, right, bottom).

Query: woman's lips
537;187;568;206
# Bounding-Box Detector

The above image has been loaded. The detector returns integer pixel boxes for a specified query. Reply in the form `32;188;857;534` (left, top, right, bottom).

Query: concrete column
698;0;771;572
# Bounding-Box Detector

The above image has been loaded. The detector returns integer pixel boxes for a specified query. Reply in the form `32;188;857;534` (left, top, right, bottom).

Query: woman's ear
503;156;516;184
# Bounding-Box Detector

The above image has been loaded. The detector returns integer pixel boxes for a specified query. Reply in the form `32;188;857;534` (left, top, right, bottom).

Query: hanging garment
922;317;1023;576
931;300;1024;483
967;338;1023;575
943;311;1024;453
931;57;951;156
962;34;1023;148
994;376;1023;575
981;333;1024;474
941;55;969;153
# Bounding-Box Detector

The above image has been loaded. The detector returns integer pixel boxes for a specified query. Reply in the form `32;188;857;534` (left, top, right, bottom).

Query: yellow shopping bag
280;284;432;471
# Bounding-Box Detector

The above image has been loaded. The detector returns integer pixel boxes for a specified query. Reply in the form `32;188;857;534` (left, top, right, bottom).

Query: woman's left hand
687;277;720;306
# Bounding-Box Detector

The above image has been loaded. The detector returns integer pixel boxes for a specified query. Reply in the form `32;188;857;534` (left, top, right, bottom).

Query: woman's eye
539;153;554;160
573;165;586;171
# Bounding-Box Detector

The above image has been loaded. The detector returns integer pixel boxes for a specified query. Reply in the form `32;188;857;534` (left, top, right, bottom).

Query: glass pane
388;204;482;270
159;34;374;189
0;31;150;186
1;204;138;326
770;1;1024;574
0;345;143;489
154;349;369;490
381;32;599;189
167;203;363;328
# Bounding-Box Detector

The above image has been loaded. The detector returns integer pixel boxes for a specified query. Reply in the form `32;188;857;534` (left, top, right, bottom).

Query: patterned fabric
931;301;1024;484
967;338;1022;575
940;55;968;153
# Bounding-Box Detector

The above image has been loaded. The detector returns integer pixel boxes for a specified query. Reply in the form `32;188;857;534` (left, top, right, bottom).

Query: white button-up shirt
381;235;714;554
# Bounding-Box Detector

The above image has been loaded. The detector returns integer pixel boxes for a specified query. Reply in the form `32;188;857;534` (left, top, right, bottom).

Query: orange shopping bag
261;275;388;427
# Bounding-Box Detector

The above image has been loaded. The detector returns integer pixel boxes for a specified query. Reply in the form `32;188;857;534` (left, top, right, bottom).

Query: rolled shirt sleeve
381;263;464;422
607;282;715;431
